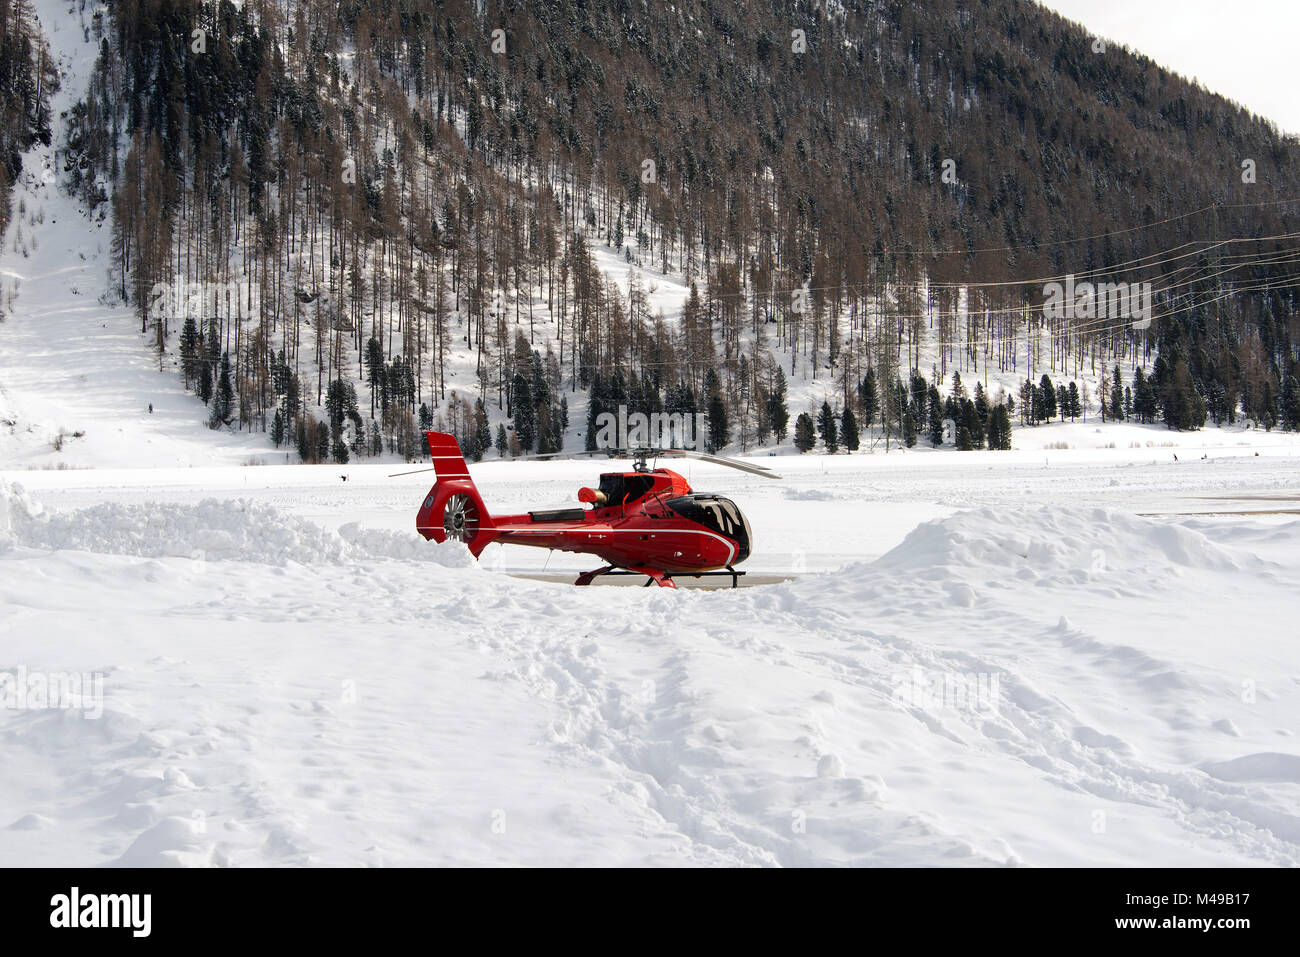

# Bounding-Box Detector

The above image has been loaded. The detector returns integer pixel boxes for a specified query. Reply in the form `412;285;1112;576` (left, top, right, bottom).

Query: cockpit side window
597;474;654;507
597;474;625;505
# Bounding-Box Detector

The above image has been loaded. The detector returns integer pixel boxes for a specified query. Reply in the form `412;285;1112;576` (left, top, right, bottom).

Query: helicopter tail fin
416;431;498;557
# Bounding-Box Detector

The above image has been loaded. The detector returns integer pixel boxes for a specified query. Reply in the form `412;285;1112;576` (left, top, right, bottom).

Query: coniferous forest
1;0;56;238
9;0;1300;461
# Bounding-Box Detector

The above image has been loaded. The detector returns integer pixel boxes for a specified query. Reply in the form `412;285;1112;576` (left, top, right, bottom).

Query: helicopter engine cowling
577;487;607;505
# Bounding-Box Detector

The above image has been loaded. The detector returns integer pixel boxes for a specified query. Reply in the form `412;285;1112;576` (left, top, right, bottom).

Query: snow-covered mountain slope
0;2;272;469
2;451;1298;866
0;2;1228;475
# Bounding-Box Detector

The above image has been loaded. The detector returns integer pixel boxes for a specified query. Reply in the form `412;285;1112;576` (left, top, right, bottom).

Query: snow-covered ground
1;0;1297;869
1;439;1298;866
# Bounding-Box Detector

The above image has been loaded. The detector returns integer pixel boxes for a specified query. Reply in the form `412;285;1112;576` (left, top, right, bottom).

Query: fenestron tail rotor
442;492;481;542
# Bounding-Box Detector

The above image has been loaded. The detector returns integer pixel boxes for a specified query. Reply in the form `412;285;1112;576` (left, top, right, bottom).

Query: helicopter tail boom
415;432;498;556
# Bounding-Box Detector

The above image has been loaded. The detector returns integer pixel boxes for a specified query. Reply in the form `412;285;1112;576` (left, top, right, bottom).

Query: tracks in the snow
488;558;1300;866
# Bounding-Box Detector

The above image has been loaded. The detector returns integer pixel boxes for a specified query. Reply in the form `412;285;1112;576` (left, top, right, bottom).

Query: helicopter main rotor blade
390;446;782;479
508;449;614;462
525;444;784;478
654;448;783;479
391;449;609;476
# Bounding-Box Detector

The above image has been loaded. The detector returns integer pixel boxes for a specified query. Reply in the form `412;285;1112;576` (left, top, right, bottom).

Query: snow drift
0;481;470;567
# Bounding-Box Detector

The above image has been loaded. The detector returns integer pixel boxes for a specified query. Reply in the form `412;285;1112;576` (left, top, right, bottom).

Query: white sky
1036;0;1300;136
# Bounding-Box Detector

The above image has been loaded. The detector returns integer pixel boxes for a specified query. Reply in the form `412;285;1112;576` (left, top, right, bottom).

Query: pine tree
927;385;944;446
496;423;509;457
1066;381;1082;421
1109;366;1125;421
270;409;285;447
989;404;1013;450
817;401;838;453
325;379;351;435
1206;381;1226;425
955;410;973;450
365;337;385;416
707;389;730;452
296;416;314;462
794;413;817;453
1039;374;1056;421
1261;381;1277;430
281;368;301;430
197;358;213;405
841;406;859;452
1018;377;1034;425
585;374;607;451
756;387;773;447
1162;359;1207;430
859;368;879;426
512;373;535;451
767;367;790;443
474;400;492;460
910;371;928;422
1132;367;1155;423
209;352;234;428
902;409;918;448
535;402;557;454
984;405;1000;450
179;317;200;389
317;421;331;463
1283;375;1300;431
961;399;984;449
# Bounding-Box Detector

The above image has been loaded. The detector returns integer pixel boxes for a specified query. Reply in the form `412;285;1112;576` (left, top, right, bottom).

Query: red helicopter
408;431;779;587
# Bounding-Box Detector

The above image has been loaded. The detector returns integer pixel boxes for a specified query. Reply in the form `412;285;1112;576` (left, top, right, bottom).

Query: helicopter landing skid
574;564;675;588
574;565;746;589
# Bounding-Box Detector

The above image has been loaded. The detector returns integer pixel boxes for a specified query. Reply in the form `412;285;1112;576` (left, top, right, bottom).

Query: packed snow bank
871;505;1248;582
0;481;470;567
1201;753;1300;784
